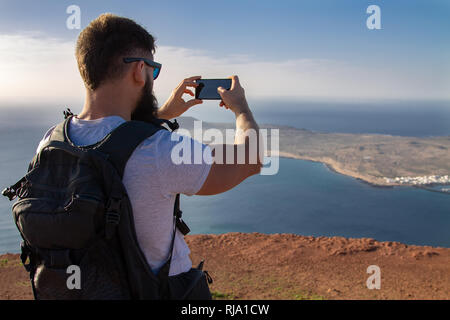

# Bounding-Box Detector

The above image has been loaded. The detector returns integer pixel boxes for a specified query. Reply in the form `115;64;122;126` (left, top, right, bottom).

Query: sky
0;0;449;117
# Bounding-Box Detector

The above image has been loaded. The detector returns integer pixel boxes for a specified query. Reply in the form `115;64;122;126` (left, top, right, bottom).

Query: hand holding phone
195;76;249;115
157;76;203;120
216;75;249;115
195;79;232;100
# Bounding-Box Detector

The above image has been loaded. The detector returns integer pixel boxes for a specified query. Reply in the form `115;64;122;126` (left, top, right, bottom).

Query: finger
174;81;197;97
184;89;194;96
185;76;202;82
229;75;240;90
184;81;199;88
186;99;203;108
217;86;227;95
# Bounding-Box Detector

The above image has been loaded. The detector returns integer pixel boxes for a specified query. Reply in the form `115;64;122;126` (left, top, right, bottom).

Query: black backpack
2;110;212;300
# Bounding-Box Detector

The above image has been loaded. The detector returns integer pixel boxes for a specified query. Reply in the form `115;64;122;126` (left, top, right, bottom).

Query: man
37;14;261;279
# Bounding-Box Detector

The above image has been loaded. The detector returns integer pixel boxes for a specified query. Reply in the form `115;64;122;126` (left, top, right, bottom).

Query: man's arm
196;75;263;195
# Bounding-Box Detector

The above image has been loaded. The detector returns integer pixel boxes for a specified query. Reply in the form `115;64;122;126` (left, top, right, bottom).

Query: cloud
0;33;84;105
0;33;448;108
155;46;450;102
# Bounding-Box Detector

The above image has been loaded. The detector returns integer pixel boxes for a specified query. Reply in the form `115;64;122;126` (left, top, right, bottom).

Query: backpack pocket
30;238;130;300
168;268;213;300
33;262;81;300
13;194;104;249
76;238;131;299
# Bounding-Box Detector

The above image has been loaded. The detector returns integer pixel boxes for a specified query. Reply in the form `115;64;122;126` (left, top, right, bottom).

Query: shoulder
137;128;190;150
133;128;212;162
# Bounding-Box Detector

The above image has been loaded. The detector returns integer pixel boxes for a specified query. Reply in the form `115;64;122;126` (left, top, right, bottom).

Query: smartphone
195;79;232;100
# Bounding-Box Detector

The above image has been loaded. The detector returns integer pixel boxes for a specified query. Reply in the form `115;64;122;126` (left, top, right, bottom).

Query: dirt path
1;232;449;300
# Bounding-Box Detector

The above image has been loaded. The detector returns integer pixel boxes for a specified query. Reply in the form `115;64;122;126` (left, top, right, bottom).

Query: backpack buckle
106;211;120;224
105;197;122;239
63;108;75;119
170;119;179;131
20;241;35;272
106;197;122;224
2;177;27;201
2;187;17;201
176;217;191;236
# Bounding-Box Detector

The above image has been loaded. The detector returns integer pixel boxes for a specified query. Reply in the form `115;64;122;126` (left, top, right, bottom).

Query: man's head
76;13;158;121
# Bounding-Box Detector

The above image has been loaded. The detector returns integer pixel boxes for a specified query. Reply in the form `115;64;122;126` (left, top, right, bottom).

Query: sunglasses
123;57;162;80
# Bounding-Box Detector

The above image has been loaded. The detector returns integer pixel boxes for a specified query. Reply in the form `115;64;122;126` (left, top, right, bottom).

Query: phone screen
195;79;232;100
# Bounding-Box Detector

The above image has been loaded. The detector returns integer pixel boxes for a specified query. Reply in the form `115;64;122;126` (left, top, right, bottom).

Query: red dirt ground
1;232;449;300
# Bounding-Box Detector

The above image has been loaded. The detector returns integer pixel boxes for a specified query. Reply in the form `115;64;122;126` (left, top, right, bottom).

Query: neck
78;84;136;121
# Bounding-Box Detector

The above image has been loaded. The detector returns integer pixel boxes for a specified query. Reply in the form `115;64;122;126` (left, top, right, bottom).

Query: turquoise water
0;126;449;254
182;158;450;247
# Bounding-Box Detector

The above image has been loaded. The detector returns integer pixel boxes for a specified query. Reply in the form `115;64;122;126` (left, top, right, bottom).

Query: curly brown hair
76;13;156;91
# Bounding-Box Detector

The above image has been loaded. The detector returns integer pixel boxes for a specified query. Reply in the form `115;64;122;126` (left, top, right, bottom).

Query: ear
131;61;146;87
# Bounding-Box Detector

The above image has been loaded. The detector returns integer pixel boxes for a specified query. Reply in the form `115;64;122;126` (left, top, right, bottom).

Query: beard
131;74;158;123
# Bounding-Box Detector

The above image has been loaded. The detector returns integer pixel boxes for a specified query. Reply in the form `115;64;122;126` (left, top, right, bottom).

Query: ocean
0;103;449;254
189;99;450;137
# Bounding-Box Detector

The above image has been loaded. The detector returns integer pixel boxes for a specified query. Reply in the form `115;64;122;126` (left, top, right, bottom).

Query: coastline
413;185;450;195
279;152;450;191
1;232;449;300
279;152;395;187
181;116;450;190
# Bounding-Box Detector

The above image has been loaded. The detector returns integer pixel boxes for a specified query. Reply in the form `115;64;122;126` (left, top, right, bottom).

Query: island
177;117;450;188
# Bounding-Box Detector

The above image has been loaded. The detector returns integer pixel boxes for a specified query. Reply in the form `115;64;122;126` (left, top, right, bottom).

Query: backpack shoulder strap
49;117;70;143
47;114;165;178
94;119;165;178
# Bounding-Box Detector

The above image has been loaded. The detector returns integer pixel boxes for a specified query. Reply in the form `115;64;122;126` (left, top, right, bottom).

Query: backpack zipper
64;194;104;211
25;176;96;194
12;197;67;218
13;194;103;213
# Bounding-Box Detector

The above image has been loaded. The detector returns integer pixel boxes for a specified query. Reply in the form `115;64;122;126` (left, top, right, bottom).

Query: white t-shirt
36;115;212;276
